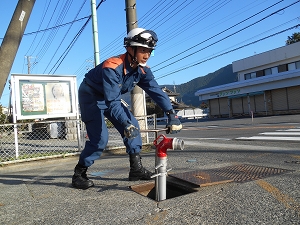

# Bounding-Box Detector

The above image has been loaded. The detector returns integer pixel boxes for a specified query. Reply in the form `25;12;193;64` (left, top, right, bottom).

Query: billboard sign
11;74;78;120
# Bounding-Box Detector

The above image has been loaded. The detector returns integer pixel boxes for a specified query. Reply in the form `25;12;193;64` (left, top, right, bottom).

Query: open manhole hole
130;178;198;202
169;164;293;186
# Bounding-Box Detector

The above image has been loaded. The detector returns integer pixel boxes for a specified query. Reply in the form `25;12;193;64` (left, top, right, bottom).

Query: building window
264;68;272;75
288;62;296;71
278;64;288;72
244;73;251;80
296;61;300;69
244;72;256;80
271;67;278;74
256;70;264;77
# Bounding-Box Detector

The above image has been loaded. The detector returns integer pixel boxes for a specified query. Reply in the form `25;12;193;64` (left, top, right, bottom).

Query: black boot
72;164;94;189
129;153;153;181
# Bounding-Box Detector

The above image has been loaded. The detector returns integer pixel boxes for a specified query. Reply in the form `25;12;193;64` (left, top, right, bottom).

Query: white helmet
124;28;158;49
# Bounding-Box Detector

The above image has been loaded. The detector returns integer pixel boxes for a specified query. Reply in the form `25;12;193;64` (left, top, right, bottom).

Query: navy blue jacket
84;53;172;126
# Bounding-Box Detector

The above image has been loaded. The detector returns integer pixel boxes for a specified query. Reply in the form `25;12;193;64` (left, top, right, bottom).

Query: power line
32;0;74;70
155;24;300;80
43;0;87;73
49;0;106;74
156;0;269;54
163;17;298;76
153;0;285;69
152;0;298;72
139;1;175;29
75;1;172;73
27;0;61;56
158;0;232;44
24;0;51;56
16;16;90;37
152;0;198;31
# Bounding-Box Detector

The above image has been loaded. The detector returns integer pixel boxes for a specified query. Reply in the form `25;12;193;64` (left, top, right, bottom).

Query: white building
195;41;300;118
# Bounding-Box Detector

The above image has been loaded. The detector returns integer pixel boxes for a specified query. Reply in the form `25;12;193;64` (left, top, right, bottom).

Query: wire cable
44;0;87;73
152;0;299;72
24;0;51;56
32;0;74;70
155;24;300;80
49;0;105;74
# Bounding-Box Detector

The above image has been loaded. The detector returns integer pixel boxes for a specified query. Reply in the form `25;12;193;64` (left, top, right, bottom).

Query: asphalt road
164;114;300;152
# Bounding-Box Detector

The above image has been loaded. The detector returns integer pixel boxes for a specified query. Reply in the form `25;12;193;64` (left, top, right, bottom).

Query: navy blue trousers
78;80;142;167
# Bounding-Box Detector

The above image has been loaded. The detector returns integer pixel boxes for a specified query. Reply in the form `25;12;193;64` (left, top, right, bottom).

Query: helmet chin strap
128;47;138;67
127;46;147;67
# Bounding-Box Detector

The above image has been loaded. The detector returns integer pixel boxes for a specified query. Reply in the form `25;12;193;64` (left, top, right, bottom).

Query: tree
200;101;208;109
0;104;7;124
146;101;164;117
286;32;300;45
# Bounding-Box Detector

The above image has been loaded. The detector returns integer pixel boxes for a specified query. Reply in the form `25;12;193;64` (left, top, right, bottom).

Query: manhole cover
169;164;293;187
169;170;233;187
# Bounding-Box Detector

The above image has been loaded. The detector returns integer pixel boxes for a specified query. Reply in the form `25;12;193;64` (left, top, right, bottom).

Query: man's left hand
124;124;139;139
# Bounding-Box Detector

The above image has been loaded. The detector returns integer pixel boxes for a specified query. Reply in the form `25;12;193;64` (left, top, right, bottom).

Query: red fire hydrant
153;134;184;201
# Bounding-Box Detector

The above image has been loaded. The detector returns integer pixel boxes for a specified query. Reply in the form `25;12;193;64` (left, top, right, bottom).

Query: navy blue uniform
78;53;172;167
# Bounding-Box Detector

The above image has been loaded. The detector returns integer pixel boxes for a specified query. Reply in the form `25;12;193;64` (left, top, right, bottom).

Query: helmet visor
131;30;158;48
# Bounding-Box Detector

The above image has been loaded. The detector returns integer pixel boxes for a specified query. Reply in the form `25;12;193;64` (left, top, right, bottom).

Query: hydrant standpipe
153;134;184;201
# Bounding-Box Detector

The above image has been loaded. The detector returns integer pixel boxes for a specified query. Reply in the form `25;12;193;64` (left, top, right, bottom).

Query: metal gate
272;88;288;111
287;86;300;110
219;98;229;116
209;98;219;116
254;94;265;112
232;98;243;114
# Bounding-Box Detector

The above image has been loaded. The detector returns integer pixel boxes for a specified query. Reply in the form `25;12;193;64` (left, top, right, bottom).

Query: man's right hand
124;124;139;139
166;109;182;134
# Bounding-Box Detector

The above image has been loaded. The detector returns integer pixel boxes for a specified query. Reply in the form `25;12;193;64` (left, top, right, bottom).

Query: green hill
163;64;238;107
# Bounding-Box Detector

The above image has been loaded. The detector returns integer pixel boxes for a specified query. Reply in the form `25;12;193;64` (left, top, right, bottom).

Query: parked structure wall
208;85;300;118
195;42;300;118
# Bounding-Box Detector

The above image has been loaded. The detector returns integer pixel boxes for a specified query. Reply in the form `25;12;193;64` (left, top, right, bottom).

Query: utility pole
25;56;35;74
91;0;100;66
0;0;36;97
26;56;31;74
125;0;147;122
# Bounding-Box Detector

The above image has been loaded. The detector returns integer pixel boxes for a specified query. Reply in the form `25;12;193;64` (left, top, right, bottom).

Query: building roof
161;87;180;96
195;69;300;100
195;42;300;101
232;41;300;73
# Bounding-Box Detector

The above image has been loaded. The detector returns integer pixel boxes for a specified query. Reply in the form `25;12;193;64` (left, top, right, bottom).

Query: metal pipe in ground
154;156;167;201
153;134;184;201
140;129;184;201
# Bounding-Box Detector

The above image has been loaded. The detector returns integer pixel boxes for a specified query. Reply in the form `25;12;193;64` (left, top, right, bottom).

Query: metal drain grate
169;164;293;187
210;164;292;183
169;170;234;187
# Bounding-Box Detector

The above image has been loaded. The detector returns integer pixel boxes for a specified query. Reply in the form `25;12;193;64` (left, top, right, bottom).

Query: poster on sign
45;83;71;114
11;74;78;120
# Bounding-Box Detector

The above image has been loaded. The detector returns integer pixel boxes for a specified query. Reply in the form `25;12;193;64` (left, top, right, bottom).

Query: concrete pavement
1;140;300;224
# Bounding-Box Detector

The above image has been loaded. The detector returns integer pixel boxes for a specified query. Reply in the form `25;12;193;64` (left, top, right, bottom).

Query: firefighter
72;28;182;189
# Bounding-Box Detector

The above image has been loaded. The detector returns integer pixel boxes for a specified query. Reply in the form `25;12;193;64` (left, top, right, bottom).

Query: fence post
14;124;19;159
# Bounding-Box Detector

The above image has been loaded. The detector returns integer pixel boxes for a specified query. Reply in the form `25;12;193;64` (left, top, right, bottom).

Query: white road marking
236;127;300;142
259;132;300;136
236;136;300;141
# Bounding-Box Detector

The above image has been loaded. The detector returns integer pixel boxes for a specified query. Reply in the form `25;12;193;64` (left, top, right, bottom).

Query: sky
0;0;299;107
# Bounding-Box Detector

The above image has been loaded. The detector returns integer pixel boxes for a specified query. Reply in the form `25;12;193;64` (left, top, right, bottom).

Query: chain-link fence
0;114;156;164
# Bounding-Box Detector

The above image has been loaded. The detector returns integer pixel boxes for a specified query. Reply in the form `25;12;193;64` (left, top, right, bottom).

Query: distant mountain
163;64;238;107
121;64;238;108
